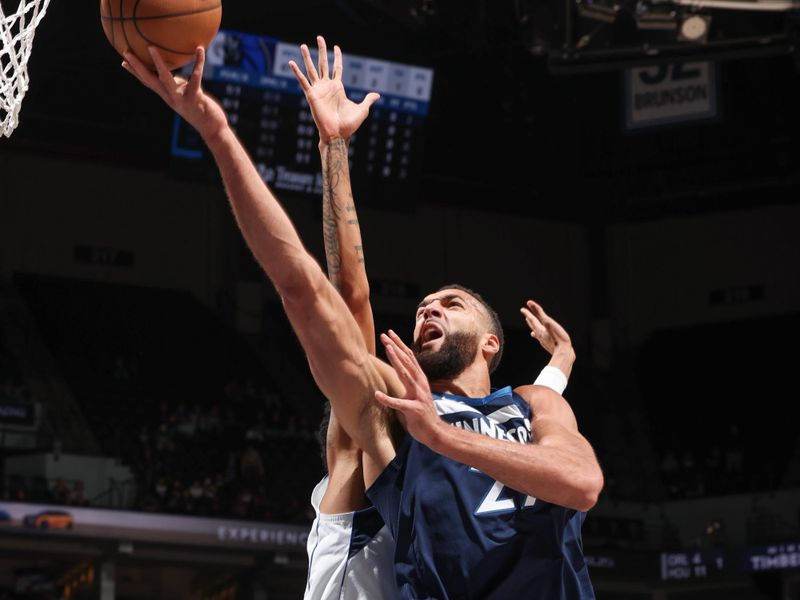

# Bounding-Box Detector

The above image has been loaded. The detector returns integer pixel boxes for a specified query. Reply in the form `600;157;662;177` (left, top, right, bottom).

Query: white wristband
533;366;568;395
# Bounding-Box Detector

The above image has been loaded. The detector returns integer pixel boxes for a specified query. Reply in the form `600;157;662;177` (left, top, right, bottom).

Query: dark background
11;0;800;221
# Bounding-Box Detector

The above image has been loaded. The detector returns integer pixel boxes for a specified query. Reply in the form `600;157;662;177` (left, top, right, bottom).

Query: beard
412;330;479;381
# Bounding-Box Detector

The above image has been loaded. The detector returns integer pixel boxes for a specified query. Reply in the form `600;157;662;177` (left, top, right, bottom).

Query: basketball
100;0;222;71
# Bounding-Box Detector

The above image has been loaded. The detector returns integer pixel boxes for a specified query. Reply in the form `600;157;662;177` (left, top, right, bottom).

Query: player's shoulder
513;384;580;432
513;384;566;412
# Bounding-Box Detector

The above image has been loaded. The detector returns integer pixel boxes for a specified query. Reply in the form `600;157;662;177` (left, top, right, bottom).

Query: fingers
288;60;311;92
524;300;554;329
148;46;172;81
382;338;417;390
381;332;428;396
525;299;547;320
520;306;541;327
121;50;150;82
375;390;414;412
524;299;572;344
122;50;165;96
527;299;565;329
332;45;343;81
147;46;185;100
386;330;417;363
360;92;381;110
317;35;329;80
187;47;205;97
520;305;543;334
120;58;145;85
300;43;319;83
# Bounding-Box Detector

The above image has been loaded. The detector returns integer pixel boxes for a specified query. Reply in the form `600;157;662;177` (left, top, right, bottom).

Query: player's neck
429;362;491;398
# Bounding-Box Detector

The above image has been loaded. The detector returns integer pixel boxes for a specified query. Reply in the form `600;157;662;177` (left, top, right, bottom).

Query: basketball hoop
0;0;51;138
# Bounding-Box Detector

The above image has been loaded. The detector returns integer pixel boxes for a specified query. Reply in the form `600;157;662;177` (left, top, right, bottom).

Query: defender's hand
288;35;380;143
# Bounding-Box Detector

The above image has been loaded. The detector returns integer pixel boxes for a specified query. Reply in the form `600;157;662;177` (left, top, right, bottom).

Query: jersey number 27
475;477;536;515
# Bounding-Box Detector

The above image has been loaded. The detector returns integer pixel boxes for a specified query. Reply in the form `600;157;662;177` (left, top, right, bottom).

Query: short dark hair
435;284;504;374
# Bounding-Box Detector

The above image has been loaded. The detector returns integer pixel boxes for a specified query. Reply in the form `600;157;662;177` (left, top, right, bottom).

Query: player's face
412;290;485;379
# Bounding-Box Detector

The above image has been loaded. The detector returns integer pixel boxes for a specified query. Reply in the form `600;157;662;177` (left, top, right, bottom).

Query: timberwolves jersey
305;476;399;600
366;386;595;600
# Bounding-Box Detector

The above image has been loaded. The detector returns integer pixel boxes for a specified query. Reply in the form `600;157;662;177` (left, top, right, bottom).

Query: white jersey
304;476;399;600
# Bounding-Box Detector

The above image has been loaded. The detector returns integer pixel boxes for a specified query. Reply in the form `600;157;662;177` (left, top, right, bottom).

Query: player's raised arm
121;46;399;464
289;36;380;353
293;37;381;501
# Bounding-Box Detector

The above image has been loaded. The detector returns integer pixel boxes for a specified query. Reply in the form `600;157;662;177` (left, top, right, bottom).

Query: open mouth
421;322;444;345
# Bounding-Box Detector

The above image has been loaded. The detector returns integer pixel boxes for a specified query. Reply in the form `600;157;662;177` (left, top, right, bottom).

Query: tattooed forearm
322;197;341;285
321;138;368;292
346;204;359;225
321;140;348;288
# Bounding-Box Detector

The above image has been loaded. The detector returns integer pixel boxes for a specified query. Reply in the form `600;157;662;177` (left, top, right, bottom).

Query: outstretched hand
121;46;228;142
521;300;572;355
288;35;380;143
374;330;444;449
521;300;576;378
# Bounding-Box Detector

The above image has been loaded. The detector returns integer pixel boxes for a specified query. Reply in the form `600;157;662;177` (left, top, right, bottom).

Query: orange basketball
100;0;222;71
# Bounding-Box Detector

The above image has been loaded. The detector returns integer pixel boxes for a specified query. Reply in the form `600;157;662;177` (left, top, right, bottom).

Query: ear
481;332;500;362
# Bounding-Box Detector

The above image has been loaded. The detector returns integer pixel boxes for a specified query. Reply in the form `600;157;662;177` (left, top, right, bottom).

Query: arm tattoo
321;140;347;289
346;204;359;226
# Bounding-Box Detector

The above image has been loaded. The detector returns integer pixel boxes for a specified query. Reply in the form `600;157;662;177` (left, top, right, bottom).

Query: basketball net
0;0;51;138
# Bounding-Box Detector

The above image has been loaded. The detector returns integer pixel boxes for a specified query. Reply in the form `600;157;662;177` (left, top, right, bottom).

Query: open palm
289;36;380;143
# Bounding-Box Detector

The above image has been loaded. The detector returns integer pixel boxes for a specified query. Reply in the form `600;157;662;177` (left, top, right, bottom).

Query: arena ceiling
5;0;800;222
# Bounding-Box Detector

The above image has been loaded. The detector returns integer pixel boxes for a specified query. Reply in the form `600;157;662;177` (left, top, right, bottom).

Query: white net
0;0;51;138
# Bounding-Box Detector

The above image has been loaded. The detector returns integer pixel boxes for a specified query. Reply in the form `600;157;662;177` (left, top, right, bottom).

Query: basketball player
121;38;603;599
299;38;579;600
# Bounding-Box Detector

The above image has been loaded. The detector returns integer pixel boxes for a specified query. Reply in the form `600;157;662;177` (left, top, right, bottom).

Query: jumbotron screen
170;29;434;207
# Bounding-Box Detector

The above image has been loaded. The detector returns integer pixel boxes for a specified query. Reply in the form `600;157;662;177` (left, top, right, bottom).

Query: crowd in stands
2;475;88;506
132;375;321;524
657;424;749;500
10;274;324;525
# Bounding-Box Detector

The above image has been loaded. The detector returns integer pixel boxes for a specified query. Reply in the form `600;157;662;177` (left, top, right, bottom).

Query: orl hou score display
659;550;727;580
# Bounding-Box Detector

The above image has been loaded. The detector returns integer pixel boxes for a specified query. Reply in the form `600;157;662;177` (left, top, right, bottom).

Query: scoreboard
170;29;434;207
659;550;727;580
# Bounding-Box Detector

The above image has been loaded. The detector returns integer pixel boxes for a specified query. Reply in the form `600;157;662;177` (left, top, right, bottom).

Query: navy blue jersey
366;386;594;600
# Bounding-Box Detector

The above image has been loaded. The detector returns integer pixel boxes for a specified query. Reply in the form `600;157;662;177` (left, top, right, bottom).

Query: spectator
240;445;264;487
189;480;204;507
68;480;88;506
154;477;168;504
156;424;174;454
232;488;253;517
51;478;69;504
